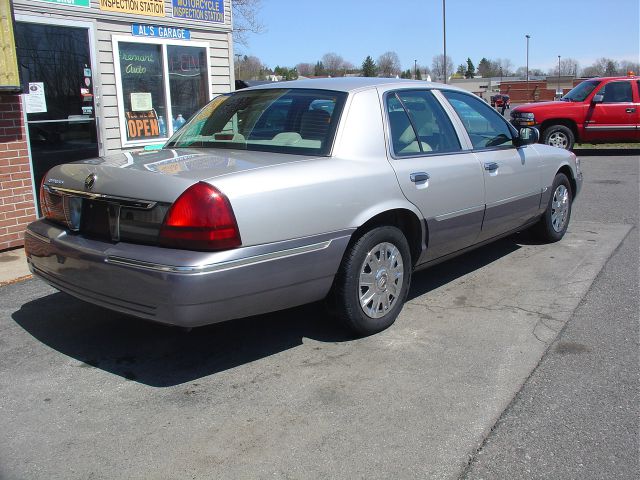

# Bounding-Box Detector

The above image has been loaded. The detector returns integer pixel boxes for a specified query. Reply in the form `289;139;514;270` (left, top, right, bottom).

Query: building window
113;37;210;146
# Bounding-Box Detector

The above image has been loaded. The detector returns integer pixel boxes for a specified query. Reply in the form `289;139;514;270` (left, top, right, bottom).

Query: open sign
126;110;160;139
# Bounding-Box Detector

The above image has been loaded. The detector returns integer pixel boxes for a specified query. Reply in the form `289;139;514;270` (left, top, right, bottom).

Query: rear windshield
166;88;347;156
561;80;601;102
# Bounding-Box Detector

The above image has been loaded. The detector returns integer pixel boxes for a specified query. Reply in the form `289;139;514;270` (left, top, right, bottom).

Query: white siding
13;0;233;154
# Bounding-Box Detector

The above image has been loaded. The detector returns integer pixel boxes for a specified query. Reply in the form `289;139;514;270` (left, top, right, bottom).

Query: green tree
415;68;422;80
465;58;475;78
314;61;326;76
456;64;465;76
477;57;491;77
361;55;377;77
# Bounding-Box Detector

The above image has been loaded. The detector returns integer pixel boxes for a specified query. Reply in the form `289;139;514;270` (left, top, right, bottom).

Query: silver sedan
26;78;582;336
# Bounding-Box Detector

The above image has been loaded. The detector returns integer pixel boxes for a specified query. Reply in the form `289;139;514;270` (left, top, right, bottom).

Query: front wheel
331;226;412;336
543;124;575;150
532;173;572;242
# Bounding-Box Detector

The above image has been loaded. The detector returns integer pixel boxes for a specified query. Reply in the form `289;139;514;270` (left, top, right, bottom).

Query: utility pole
443;0;447;84
525;34;530;101
414;59;417;79
557;55;561;98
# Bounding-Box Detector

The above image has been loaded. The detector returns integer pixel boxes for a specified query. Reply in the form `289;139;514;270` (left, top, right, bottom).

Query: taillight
158;182;241;251
39;175;65;223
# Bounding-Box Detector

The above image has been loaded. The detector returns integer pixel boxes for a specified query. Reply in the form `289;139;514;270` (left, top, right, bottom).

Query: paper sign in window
130;92;153;112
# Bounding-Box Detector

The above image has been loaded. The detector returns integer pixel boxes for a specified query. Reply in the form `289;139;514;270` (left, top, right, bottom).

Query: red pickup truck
511;75;640;149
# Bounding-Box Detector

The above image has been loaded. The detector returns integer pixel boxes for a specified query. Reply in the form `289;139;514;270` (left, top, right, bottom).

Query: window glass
167;45;209;131
596;81;633;103
119;42;166;142
396;90;461;154
387;95;418;156
561;80;600;102
167;89;347;156
443;91;514;149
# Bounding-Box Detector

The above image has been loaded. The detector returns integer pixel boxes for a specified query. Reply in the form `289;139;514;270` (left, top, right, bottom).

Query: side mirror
592;94;604;104
515;127;539;147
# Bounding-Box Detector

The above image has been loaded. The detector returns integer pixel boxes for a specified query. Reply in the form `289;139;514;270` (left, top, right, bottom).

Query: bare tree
237;55;264;80
619;60;640;75
496;58;514;76
550;58;580;77
233;0;265;47
296;62;314;77
377;51;401;77
321;52;345;76
431;54;454;82
582;57;615;77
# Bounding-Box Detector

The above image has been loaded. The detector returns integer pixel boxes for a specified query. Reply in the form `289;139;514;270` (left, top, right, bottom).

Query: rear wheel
532;173;572;242
543;124;575;150
331;226;411;336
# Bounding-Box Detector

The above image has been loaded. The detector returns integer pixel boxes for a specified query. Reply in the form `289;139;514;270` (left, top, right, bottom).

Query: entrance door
15;21;99;211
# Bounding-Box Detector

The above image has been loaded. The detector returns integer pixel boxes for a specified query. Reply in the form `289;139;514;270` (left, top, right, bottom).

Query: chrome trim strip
25;229;51;244
434;204;485;221
45;185;157;209
584;125;636;131
105;240;333;274
486;190;541;209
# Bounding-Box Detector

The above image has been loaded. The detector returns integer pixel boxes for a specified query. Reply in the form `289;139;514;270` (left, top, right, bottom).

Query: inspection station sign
100;0;165;17
132;24;191;39
172;0;224;23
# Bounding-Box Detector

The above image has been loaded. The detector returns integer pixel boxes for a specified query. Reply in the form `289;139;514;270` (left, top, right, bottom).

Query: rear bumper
25;220;352;327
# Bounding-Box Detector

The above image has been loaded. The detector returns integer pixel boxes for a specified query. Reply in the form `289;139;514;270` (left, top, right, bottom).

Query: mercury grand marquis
25;78;582;336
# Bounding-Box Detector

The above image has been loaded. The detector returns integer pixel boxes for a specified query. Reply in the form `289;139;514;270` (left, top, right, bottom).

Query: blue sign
132;24;191;40
172;0;224;23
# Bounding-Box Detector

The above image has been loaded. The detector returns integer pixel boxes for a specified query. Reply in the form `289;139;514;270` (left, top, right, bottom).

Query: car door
441;90;542;242
584;80;639;142
384;89;485;263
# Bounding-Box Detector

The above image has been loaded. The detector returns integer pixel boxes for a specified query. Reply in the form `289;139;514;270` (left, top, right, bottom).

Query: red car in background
491;94;510;109
511;75;640;149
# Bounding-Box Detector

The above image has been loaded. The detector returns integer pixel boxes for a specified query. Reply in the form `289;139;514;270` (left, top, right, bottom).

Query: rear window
166;89;347;156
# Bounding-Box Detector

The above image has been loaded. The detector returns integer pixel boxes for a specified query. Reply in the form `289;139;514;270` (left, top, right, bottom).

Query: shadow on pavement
573;148;640;156
12;234;526;387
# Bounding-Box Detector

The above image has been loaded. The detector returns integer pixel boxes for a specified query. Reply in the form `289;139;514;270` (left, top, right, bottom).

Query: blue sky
237;0;639;72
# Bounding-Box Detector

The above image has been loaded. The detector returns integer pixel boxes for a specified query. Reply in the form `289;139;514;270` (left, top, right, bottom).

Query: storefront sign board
33;0;90;7
100;0;165;18
172;0;224;23
132;24;191;40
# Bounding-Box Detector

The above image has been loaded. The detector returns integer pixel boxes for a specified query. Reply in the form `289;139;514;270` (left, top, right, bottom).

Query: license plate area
80;200;120;241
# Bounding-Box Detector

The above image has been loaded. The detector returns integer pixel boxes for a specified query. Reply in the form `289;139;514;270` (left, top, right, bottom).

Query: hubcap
551;184;570;232
358;242;404;319
548;131;569;149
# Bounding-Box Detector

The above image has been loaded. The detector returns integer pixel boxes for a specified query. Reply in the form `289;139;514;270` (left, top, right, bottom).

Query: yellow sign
0;0;20;90
99;0;165;18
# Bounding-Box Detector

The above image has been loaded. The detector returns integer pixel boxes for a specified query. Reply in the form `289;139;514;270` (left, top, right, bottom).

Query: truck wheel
543;125;575;150
331;226;411;337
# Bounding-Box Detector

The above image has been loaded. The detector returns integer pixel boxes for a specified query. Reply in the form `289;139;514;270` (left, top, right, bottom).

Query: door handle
626;108;636;113
484;162;499;171
410;172;430;183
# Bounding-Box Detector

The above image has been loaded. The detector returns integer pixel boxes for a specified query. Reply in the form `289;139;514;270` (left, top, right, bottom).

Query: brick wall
0;94;36;251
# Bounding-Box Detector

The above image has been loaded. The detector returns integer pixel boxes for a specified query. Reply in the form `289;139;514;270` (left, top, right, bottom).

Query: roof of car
243;77;467;94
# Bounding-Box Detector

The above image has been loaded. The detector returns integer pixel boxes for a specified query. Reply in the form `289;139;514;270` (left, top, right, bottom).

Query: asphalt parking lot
0;151;638;479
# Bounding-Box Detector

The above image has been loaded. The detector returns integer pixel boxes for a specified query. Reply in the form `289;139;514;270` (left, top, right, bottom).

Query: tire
331;226;412;336
532;173;572;242
542;124;575;150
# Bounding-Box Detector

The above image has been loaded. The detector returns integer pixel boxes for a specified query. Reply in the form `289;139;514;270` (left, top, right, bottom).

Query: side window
443;90;515;150
386;90;461;156
597;81;633;103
